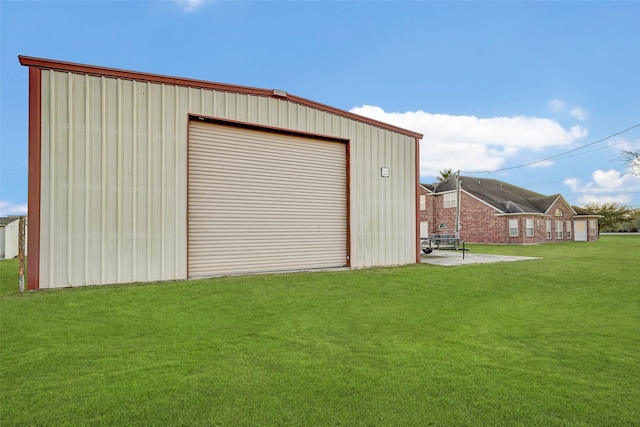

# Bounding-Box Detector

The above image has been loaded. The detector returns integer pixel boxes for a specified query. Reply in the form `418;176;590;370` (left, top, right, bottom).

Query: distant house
0;217;27;259
419;177;600;244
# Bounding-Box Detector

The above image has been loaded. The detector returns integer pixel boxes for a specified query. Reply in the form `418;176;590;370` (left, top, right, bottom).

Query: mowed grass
1;235;638;426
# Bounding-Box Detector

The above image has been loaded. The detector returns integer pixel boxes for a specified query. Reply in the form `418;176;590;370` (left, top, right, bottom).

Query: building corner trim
27;66;41;290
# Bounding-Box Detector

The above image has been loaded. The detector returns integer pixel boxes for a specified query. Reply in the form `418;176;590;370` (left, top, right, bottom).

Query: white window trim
443;192;457;208
509;219;519;237
525;219;534;237
555;220;563;239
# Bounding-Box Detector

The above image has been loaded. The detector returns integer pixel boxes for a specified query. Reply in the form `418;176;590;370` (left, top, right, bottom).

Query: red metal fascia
27;66;42;290
18;56;424;139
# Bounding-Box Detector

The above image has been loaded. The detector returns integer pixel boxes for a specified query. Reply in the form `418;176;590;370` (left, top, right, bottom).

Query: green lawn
1;235;638;426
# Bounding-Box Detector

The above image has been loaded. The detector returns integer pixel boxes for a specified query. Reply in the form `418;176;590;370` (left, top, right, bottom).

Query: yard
1;235;638;426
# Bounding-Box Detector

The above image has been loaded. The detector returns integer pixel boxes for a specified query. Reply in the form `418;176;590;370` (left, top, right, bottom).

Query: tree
620;150;640;176
620;208;640;232
437;168;454;182
584;202;634;231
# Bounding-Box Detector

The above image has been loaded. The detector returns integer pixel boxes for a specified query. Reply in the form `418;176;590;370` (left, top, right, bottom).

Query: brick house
420;177;600;244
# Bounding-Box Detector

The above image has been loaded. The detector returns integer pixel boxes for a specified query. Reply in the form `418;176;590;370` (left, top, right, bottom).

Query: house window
509;219;519;237
443;193;457;208
420;195;426;211
546;220;552;239
566;220;572;239
525;219;534;237
589;219;597;235
555;220;563;239
555;209;563;216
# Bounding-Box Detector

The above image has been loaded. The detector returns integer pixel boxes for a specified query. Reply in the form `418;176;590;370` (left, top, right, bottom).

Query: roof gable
431;177;570;214
541;195;577;216
419;183;435;193
19;56;423;139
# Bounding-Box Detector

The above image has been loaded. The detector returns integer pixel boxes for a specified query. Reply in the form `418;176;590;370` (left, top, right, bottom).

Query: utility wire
466;123;640;174
560;136;640;159
522;137;640;187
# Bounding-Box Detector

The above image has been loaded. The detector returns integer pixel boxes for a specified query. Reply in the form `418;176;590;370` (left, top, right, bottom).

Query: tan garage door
188;119;348;277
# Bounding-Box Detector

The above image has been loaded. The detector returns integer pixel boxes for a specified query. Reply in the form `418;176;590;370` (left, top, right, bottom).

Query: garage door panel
191;132;343;158
189;159;343;175
189;180;347;195
188;121;347;277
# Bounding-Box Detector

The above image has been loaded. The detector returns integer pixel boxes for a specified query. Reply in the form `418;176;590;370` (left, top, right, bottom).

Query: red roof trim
189;114;350;144
27;66;42;290
18;55;423;139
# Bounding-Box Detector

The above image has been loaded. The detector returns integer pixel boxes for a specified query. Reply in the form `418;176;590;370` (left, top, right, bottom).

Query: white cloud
548;99;566;112
349;105;587;178
608;136;640;152
564;169;640;205
0;200;28;217
570;106;588;121
528;160;554;169
548;99;588;121
576;194;633;205
175;0;211;12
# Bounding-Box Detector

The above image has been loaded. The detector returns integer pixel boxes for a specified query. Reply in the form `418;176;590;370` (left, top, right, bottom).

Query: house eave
495;212;546;217
543;195;577;216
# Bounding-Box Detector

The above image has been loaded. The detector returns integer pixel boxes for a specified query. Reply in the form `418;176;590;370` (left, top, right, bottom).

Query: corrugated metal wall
39;71;187;287
38;69;416;288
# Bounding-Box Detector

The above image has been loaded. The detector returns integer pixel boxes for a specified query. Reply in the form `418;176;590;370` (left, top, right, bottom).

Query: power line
517;137;640;188
466;123;640;174
558;136;640;160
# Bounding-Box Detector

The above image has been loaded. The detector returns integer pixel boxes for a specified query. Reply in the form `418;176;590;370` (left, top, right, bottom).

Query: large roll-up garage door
188;119;348;277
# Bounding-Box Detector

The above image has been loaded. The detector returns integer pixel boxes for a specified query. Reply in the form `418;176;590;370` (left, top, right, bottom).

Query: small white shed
20;56;423;289
0;217;27;260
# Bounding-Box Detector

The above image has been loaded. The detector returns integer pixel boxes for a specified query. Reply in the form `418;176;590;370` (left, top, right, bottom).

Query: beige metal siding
188;121;347;276
39;71;187;287
348;124;417;268
38;68;416;288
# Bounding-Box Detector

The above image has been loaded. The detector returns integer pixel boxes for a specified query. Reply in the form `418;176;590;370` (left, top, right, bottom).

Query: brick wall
420;189;599;244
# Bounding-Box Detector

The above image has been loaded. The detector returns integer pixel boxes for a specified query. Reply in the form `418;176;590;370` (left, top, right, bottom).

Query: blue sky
1;0;639;216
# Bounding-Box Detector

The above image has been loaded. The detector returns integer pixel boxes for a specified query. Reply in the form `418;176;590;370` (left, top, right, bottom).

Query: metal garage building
20;56;423;289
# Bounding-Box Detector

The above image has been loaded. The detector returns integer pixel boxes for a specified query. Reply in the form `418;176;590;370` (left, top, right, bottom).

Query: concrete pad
420;249;539;266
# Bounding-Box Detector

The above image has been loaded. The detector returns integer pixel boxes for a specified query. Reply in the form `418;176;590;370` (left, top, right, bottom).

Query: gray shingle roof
427;177;563;214
422;177;599;217
0;217;21;226
571;205;599;216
